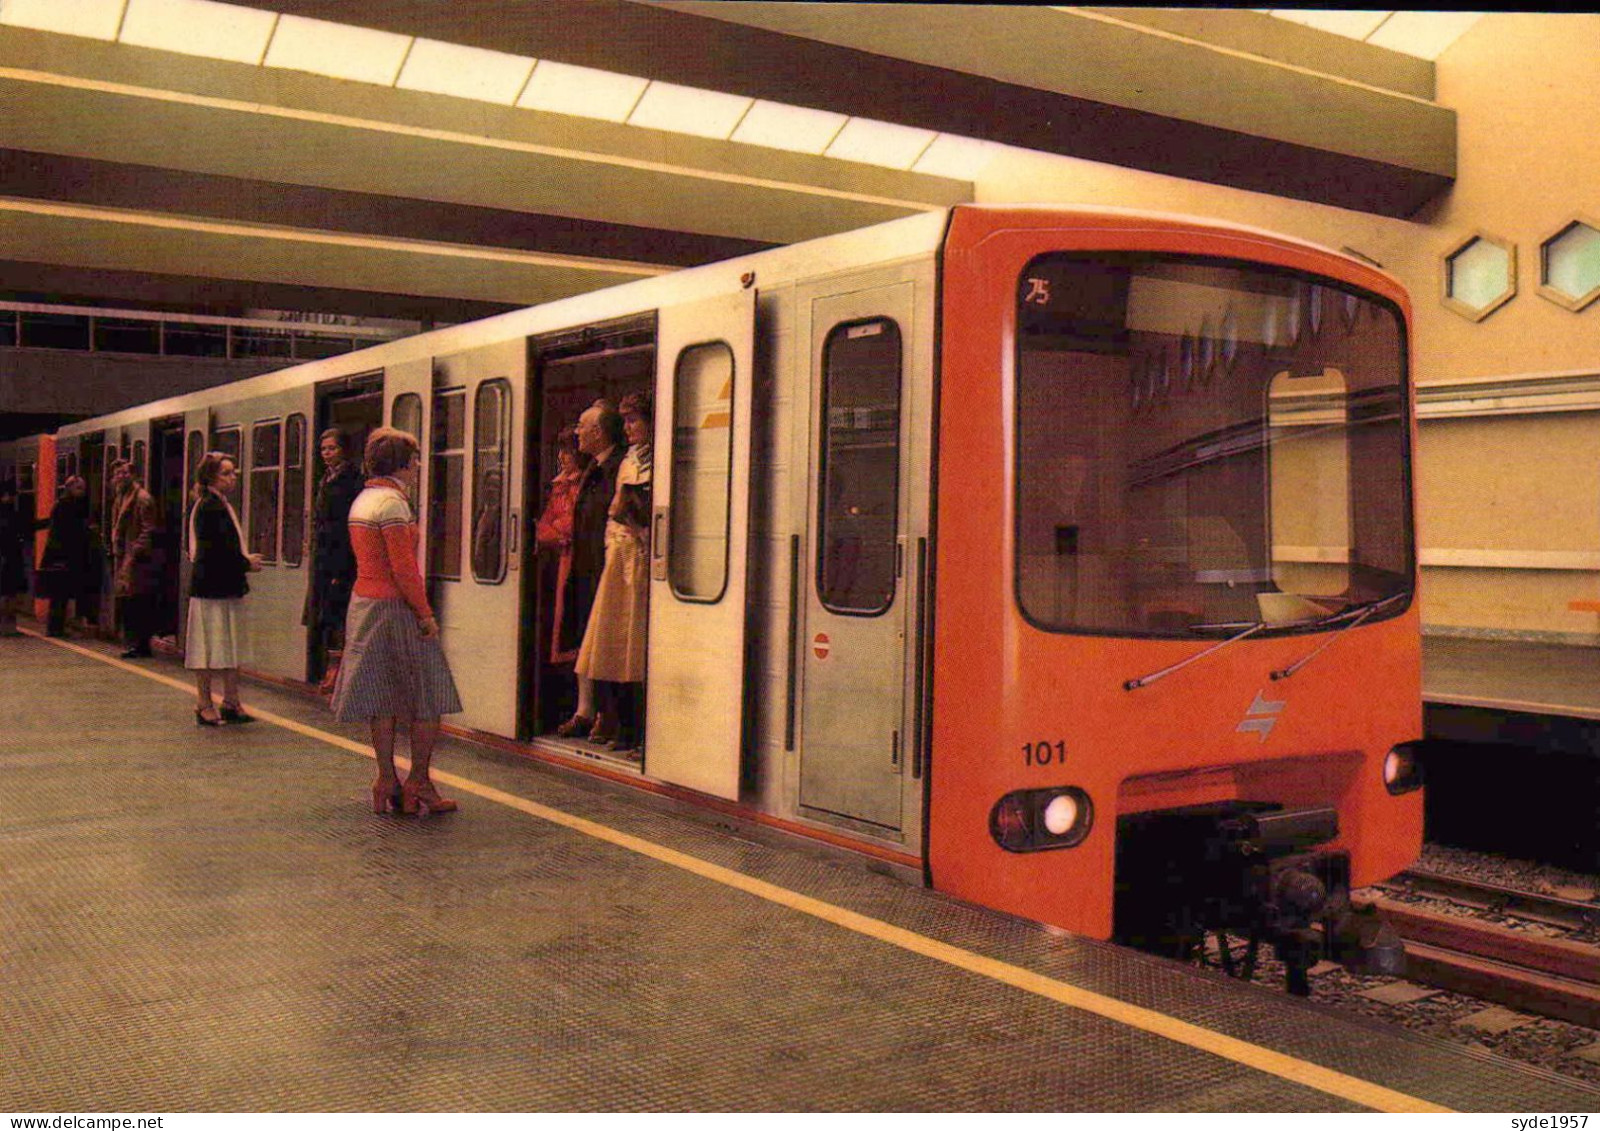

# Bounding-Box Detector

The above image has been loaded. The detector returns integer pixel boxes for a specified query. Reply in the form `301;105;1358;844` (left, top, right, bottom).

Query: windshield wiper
1123;621;1267;691
1269;593;1409;681
1122;593;1409;691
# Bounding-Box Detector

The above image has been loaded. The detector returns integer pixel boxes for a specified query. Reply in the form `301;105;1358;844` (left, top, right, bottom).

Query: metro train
3;205;1425;991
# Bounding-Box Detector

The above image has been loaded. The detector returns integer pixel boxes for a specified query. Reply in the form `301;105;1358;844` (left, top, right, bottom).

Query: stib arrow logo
1237;691;1286;742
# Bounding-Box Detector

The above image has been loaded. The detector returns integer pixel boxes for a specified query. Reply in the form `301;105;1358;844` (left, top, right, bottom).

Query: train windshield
1015;252;1412;638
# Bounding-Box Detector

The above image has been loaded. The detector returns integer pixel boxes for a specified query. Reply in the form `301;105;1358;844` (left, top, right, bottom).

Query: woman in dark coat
0;479;29;636
35;476;90;637
304;429;365;690
186;452;262;726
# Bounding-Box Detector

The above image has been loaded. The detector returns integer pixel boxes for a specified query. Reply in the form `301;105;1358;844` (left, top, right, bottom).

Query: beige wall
971;13;1600;642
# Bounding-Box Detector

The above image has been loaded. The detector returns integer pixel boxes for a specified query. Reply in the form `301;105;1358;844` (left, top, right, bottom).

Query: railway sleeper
1112;801;1406;995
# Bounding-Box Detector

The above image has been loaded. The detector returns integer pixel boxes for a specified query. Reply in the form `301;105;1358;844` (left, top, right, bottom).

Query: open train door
644;289;756;800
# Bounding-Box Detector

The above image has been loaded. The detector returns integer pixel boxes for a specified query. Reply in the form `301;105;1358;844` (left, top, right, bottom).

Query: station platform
5;631;1600;1113
1424;634;1600;721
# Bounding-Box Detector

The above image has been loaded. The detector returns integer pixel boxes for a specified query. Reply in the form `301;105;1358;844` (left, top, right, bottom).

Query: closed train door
798;283;921;833
644;289;756;800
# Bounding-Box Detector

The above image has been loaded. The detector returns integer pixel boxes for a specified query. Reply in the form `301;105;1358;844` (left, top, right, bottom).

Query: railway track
1367;869;1600;1028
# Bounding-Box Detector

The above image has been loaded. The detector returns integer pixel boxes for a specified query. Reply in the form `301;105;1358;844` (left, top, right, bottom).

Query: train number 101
1023;740;1067;767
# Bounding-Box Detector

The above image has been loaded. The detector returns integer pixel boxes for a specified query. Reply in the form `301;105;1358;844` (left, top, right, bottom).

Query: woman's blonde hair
364;427;420;478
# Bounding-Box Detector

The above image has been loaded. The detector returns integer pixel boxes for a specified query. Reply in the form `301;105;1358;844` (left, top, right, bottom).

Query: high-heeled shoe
587;712;618;744
371;776;403;815
401;777;458;817
219;702;256;724
554;714;593;738
195;706;224;727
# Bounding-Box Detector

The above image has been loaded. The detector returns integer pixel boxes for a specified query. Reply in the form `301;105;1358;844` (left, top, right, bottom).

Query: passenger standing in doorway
555;399;625;740
535;427;589;664
0;479;28;636
35;476;90;638
574;392;653;751
330;428;463;816
304;429;364;693
186;453;262;726
109;459;160;658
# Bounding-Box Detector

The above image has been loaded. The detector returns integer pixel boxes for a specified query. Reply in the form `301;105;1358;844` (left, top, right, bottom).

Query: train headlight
989;787;1093;852
1382;742;1425;795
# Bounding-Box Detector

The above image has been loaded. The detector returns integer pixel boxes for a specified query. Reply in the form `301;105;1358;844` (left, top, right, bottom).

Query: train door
644;290;756;800
309;372;383;682
521;316;656;740
428;341;524;738
176;408;208;649
797;283;919;833
149;417;186;641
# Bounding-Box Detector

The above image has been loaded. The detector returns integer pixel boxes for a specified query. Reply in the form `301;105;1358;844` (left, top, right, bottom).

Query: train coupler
1114;800;1380;995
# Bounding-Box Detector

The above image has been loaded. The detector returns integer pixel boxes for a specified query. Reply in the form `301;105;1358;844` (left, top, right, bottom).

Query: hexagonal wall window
1539;219;1600;311
1443;233;1516;322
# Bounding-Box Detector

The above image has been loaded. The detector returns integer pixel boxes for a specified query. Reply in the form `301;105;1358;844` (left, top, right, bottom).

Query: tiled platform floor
5;632;1599;1112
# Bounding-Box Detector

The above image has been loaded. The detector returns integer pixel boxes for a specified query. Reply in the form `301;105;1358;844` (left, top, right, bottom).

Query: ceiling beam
258;0;1453;217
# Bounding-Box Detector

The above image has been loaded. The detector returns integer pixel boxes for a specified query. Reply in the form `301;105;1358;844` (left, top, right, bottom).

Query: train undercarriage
1112;801;1406;995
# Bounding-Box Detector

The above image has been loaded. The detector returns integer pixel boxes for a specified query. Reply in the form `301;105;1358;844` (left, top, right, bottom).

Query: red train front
926;208;1424;991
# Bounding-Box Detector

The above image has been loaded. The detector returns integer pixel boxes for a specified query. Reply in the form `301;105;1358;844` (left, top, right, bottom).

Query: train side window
249;420;282;563
471;379;510;583
184;430;203;551
817;318;903;616
428;387;466;581
282;413;307;568
392;392;422;438
668;341;735;602
211;427;242;514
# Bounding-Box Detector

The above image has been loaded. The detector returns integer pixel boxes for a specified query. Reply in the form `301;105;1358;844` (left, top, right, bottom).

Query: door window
667;342;735;602
817;318;903;616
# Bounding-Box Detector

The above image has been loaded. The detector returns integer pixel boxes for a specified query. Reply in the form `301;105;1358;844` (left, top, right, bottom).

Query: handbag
616;482;651;529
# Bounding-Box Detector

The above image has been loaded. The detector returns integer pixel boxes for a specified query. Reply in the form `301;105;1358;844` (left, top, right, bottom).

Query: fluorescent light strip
118;0;279;66
396;37;537;105
0;65;952;211
0;196;672;275
0;0;127;40
262;13;412;86
1064;7;1440;104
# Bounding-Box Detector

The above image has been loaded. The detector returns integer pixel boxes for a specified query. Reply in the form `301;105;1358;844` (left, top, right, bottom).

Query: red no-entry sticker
813;633;831;660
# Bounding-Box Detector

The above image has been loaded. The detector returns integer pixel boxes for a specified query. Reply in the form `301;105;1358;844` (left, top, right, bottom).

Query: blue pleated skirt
329;596;462;722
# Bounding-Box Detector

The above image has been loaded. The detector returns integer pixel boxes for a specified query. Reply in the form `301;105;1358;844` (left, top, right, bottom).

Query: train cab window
249;421;282;563
667;341;735;602
1015;253;1412;638
471;380;510;583
282;413;307;568
428;388;466;581
818;318;903;616
392;392;422;438
211;427;242;514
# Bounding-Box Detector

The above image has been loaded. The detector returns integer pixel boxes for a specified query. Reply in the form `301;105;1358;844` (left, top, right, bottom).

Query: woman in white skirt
186;452;262;726
574;392;652;751
329;428;463;816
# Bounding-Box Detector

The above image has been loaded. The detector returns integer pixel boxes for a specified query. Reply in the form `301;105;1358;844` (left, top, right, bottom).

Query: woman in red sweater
329;428;463;816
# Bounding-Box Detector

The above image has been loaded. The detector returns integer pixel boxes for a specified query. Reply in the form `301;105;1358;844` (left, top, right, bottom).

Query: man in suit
555;399;625;738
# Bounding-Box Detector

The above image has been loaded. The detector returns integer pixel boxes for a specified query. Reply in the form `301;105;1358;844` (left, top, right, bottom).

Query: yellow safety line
22;629;1451;1113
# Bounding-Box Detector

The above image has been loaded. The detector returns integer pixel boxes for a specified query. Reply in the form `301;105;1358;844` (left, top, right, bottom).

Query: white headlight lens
1383;749;1408;785
1042;793;1080;836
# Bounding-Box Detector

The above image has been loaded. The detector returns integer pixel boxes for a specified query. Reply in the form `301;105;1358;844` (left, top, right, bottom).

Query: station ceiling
0;2;1463;324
